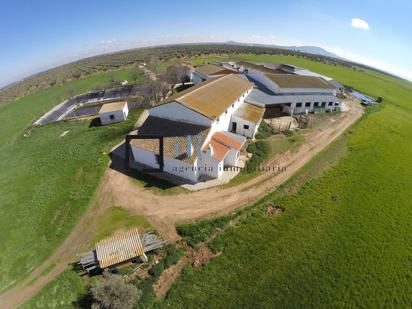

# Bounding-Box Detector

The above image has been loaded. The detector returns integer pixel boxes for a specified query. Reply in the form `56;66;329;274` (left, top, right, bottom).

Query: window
216;117;220;123
232;103;234;108
335;102;340;106
296;102;302;107
243;124;249;130
328;102;333;106
314;102;319;107
109;114;115;120
305;102;311;107
321;102;326;107
225;110;228;114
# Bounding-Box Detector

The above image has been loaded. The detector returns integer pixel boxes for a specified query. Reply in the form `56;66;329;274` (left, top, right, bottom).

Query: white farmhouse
99;101;129;125
130;74;261;183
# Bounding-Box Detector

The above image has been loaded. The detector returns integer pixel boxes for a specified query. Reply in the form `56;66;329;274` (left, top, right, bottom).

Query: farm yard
0;46;412;308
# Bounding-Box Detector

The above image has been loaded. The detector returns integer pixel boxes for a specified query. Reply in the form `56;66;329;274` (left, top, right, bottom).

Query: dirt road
0;99;362;308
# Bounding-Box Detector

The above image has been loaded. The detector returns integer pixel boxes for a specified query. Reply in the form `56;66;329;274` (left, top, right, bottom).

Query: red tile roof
212;131;243;151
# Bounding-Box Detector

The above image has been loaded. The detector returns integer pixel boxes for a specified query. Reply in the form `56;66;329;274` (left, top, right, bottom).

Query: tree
165;64;189;85
90;272;140;309
129;68;140;83
146;78;169;106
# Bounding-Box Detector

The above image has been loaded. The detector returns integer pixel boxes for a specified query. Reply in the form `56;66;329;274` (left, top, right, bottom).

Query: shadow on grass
73;292;94;309
89;117;102;128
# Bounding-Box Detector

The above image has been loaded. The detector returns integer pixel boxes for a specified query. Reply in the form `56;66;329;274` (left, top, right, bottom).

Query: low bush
244;140;271;173
176;215;231;247
148;260;165;278
164;246;185;268
255;121;276;139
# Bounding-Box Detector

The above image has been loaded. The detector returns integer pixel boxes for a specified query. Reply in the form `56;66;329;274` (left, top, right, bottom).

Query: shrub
255;121;276;139
148;260;165;278
177;216;231;247
164;246;185;268
90;272;140;309
244;140;271;173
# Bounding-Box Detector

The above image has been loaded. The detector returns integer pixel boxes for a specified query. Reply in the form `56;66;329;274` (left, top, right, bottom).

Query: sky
1;0;412;87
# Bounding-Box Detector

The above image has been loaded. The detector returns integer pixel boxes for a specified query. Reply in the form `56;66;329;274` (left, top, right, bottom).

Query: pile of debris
294;114;309;128
265;202;284;217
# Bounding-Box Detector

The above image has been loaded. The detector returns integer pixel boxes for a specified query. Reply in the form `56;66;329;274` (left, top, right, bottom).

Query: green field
20;270;86;309
0;108;142;292
91;207;151;244
159;55;412;308
0;67;147;147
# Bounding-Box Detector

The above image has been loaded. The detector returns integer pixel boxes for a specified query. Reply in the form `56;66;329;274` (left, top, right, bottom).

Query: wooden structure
79;229;165;272
96;228;146;269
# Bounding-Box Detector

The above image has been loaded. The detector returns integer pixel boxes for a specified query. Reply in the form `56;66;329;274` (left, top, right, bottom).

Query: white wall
207;87;253;143
198;152;221;179
224;148;239;166
230;115;259;138
290;99;341;114
100;104;128;125
131;146;159;168
164;156;200;183
149;102;212;127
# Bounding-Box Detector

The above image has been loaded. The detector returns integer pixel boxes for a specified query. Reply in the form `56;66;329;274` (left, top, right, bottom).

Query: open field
156;56;412;308
0;109;143;293
20;270;86;309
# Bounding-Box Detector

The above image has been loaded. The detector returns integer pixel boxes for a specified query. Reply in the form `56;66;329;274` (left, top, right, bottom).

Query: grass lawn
0;110;142;292
91;206;151;244
20;270;87;309
159;55;412;308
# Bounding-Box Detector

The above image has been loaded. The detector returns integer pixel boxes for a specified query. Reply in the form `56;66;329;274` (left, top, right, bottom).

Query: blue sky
1;0;412;87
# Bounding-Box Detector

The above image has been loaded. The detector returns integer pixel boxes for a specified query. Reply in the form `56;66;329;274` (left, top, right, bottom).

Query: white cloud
351;18;370;30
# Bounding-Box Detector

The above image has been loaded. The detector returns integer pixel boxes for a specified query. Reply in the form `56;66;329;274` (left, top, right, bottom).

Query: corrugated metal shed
95;228;145;269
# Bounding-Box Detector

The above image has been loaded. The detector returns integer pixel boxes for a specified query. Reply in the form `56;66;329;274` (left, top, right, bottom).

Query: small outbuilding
99;101;129;125
231;103;265;138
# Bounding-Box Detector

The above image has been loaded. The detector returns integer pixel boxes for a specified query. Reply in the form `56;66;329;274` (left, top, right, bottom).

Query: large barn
237;62;342;115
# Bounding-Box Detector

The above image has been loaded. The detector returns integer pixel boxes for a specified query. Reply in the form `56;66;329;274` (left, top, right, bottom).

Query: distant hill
224;41;344;60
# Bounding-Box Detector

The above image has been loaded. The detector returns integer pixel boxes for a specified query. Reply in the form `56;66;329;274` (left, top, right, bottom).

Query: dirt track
0;99;362;308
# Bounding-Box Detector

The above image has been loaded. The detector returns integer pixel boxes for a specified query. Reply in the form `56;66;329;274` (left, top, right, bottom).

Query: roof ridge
212;136;231;150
